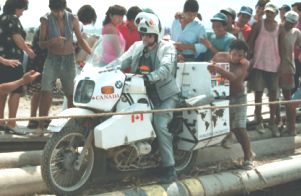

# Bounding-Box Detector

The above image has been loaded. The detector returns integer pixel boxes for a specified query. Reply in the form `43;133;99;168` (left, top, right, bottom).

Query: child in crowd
233;6;253;41
220;7;236;33
202;12;236;61
38;0;92;133
118;6;142;52
171;0;207;62
207;39;255;169
279;4;291;24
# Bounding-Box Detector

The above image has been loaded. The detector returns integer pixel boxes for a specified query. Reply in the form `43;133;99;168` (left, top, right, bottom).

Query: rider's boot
160;166;177;184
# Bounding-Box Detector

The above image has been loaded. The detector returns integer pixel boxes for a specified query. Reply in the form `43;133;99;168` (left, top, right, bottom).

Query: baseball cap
264;3;278;13
285;10;299;23
238;6;253;16
211;12;228;25
220;8;236;20
279;4;291;12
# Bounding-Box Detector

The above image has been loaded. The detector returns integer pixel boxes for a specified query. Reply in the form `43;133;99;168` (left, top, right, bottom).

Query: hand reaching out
22;70;41;85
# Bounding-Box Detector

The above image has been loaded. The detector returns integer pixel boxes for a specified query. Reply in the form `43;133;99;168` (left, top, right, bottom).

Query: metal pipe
198;155;301;196
0;150;41;168
96;155;301;196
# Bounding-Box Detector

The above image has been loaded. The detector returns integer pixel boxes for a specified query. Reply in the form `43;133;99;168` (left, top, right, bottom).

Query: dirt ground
3;94;63;128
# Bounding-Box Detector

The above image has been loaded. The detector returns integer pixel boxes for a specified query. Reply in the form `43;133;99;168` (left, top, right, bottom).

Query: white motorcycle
41;36;230;195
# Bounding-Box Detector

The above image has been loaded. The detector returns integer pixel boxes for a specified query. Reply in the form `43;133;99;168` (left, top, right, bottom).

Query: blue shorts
41;53;75;96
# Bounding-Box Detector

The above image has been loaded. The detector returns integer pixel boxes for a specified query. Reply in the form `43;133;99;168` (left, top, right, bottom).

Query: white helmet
134;12;161;37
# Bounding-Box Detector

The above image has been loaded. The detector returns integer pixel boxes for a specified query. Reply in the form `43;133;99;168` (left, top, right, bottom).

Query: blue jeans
152;95;179;167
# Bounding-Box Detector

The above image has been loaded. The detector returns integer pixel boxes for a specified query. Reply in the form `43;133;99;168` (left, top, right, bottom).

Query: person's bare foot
6;122;16;129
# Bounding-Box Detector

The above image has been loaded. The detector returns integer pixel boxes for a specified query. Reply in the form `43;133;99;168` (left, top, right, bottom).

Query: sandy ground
3;94;63;129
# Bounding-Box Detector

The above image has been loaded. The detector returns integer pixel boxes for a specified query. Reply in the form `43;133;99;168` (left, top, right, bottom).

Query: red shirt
234;22;252;41
118;21;141;51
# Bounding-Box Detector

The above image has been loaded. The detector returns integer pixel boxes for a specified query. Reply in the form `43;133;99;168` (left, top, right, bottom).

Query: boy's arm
73;17;92;55
208;63;236;81
208;59;249;82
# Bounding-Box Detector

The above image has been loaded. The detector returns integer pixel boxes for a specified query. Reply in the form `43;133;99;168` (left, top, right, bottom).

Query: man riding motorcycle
109;11;179;183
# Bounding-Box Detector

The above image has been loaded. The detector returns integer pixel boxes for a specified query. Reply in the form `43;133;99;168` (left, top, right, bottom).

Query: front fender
47;108;95;132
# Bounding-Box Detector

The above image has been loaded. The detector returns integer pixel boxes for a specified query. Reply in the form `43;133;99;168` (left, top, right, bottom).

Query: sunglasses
140;33;154;37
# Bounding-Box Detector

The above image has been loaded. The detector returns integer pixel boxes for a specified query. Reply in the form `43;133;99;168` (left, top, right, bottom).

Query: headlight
74;80;95;103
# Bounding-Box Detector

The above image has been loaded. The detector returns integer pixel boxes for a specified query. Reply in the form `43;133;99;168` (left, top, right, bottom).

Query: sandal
27;120;39;129
2;125;26;135
242;160;254;170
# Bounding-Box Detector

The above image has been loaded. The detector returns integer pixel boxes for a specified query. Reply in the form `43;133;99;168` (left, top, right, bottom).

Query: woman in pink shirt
101;5;126;64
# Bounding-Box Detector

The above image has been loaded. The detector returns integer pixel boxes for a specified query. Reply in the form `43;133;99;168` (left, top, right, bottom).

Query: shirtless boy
207;39;254;169
38;0;92;130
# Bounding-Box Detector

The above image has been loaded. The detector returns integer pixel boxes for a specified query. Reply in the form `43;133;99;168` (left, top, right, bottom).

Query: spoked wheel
170;113;198;174
174;147;198;175
41;126;106;195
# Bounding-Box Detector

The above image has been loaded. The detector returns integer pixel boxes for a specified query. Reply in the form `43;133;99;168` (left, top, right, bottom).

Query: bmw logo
115;80;123;89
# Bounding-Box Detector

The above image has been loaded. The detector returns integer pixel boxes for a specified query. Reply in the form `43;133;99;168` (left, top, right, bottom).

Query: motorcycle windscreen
85;34;125;68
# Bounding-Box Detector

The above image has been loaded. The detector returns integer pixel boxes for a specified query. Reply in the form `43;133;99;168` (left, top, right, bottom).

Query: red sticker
131;113;144;123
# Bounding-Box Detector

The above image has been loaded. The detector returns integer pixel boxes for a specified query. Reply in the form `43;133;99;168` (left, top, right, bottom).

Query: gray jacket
111;40;180;101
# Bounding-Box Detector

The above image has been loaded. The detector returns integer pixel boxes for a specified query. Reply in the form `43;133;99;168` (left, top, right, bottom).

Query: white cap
285;11;299;24
264;2;278;13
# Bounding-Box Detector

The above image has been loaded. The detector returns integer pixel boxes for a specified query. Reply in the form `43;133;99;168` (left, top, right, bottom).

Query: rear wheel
171;112;199;174
41;125;106;195
174;148;198;174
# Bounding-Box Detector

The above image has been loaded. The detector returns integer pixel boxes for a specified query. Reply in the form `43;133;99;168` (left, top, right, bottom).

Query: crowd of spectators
0;0;300;140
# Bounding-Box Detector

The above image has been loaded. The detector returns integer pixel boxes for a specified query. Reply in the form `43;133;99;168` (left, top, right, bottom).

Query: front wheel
41;125;106;195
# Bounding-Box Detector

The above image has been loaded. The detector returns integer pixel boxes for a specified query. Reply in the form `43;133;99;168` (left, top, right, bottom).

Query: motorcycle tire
41;125;106;195
174;149;198;175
